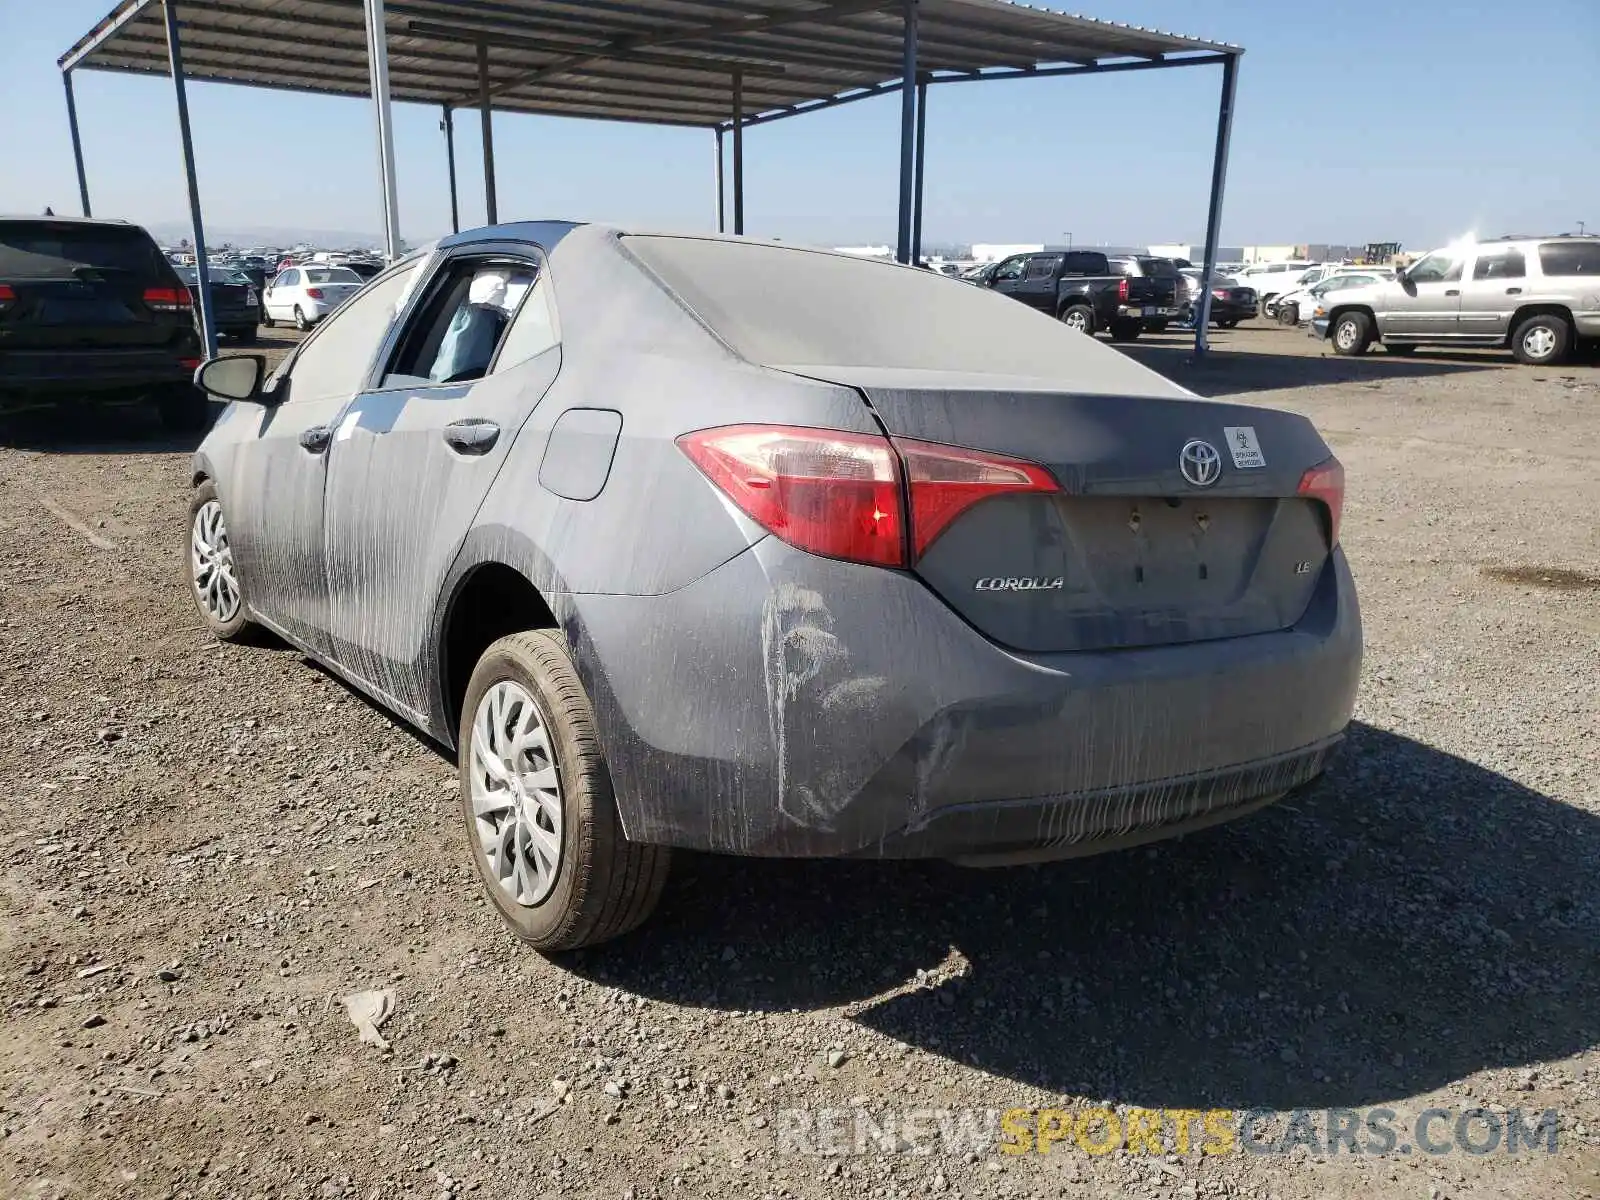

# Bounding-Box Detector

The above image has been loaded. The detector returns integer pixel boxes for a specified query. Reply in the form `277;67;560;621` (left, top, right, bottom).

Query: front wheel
186;481;258;642
459;630;670;951
1330;311;1373;356
1511;312;1571;365
1278;303;1299;326
294;305;312;332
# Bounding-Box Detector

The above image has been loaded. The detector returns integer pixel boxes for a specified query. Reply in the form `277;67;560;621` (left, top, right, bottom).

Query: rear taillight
305;287;325;299
143;286;191;311
1117;277;1130;302
894;438;1060;558
1211;288;1229;299
677;424;1060;568
678;425;905;567
1298;456;1345;547
0;283;14;309
179;357;202;371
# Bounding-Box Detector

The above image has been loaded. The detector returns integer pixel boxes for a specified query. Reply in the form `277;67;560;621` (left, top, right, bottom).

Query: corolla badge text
975;577;1065;592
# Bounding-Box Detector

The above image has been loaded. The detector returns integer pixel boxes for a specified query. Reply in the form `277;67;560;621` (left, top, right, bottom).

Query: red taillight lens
305;287;325;299
179;357;202;371
678;425;1062;568
1212;288;1229;299
0;283;15;305
894;438;1060;558
1298;456;1345;547
1117;277;1130;302
678;425;906;567
143;285;192;311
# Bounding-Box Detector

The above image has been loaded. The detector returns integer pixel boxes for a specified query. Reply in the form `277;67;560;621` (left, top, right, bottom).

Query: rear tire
1108;320;1141;342
1330;311;1373;356
1059;303;1095;334
1511;312;1571;365
261;311;275;328
458;630;670;952
294;305;312;332
230;327;257;345
1218;318;1240;329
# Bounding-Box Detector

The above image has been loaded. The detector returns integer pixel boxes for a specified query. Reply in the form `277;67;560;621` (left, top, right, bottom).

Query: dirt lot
2;323;1598;1200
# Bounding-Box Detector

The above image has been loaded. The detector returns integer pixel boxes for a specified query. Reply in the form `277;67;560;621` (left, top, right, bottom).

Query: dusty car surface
186;222;1362;950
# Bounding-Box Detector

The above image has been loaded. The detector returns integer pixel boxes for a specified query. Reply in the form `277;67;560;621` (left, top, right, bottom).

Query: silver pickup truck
1311;234;1600;365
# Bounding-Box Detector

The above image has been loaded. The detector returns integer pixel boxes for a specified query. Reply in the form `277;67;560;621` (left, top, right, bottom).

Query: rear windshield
305;268;362;284
624;235;1147;376
0;221;166;279
1137;257;1180;276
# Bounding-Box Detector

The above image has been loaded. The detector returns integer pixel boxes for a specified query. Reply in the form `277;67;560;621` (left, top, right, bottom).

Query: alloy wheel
190;499;241;624
1064;311;1089;333
468;680;564;907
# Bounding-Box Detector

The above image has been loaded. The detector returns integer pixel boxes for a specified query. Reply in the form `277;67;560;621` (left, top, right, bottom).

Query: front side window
992;257;1026;282
1406;252;1463;284
277;259;425;404
382;257;541;387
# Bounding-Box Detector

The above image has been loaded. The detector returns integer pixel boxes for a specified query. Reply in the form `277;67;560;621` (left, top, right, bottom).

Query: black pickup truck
980;249;1168;340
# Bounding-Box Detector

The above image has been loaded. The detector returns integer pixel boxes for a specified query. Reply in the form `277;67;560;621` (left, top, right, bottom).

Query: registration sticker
1222;426;1265;469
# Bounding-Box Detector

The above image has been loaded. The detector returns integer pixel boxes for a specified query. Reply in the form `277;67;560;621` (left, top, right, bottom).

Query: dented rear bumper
573;538;1361;859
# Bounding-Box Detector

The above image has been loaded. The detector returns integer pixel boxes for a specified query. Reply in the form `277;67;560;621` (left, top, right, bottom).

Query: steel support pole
162;0;215;360
895;0;919;264
1194;53;1240;357
714;127;725;233
443;106;460;233
364;0;401;261
731;71;744;236
63;71;92;218
478;41;497;225
911;76;927;264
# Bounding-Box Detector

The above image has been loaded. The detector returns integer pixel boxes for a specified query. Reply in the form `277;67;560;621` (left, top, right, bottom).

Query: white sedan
1274;270;1393;326
262;265;367;330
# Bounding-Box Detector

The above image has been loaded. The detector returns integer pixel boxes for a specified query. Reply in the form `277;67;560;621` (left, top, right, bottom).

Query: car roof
0;214;138;227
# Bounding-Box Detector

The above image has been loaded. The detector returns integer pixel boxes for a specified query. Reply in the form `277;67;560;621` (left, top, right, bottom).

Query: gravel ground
2;323;1598;1200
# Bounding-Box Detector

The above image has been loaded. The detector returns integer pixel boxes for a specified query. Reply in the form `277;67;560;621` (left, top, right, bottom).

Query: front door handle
443;419;500;455
1444;289;1460;297
1505;287;1523;294
298;425;332;454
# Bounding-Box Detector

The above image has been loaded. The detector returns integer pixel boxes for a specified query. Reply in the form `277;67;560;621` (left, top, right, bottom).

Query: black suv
0;216;209;429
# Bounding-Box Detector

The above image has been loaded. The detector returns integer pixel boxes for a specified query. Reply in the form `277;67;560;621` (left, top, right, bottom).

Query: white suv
1312;236;1600;365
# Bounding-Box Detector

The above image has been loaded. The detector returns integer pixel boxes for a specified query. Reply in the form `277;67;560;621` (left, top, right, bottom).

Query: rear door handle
1506;287;1523;294
443;419;500;455
1444;289;1460;297
298;425;332;454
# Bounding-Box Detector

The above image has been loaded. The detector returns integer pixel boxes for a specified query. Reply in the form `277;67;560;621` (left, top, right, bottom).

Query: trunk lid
801;369;1337;653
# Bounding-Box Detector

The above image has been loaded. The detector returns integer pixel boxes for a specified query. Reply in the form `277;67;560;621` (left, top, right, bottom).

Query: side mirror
195;354;267;403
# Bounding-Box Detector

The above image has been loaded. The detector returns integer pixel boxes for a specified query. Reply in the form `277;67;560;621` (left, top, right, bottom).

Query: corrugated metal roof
60;0;1235;128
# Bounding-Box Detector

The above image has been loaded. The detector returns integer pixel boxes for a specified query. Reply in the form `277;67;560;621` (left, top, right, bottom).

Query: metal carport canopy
58;0;1242;353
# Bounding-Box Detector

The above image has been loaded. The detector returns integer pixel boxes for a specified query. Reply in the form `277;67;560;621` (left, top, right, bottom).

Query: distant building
970;243;1043;263
832;245;893;259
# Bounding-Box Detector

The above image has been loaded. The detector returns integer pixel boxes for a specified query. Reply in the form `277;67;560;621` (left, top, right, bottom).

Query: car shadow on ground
572;722;1600;1112
0;401;222;454
1120;338;1498;397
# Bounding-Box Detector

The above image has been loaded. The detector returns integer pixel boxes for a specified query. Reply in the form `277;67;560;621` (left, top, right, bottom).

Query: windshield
0;221;166;279
177;266;251;285
305;268;363;284
625;235;1138;376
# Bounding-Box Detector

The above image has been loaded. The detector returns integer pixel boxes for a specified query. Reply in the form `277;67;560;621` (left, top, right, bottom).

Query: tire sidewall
186;481;251;640
1333;312;1369;355
1513;315;1569;365
456;634;598;947
1060;304;1094;333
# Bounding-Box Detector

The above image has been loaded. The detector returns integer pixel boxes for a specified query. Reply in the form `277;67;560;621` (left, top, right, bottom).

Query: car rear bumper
0;348;196;396
575;538;1362;861
1207;301;1256;322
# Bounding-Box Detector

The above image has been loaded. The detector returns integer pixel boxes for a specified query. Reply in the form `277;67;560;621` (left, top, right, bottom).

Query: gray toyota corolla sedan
187;222;1361;950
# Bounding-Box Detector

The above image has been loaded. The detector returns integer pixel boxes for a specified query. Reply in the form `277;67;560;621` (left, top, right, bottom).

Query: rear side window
382;257;541;386
1062;251;1108;276
1024;256;1061;280
1537;242;1600;276
0;221;166;280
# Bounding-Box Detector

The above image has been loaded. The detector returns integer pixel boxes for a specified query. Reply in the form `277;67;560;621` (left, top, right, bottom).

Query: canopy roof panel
61;0;1235;128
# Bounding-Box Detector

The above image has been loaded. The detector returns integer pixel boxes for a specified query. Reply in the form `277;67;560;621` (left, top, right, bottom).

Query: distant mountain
145;220;390;250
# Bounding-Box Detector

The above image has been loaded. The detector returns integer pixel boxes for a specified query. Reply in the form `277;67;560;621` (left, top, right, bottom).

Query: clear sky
2;1;1595;250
